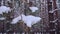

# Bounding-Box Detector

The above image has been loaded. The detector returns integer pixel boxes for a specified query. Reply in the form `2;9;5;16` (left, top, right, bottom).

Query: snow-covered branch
0;17;6;20
49;8;60;13
11;14;41;27
0;6;11;14
29;6;38;12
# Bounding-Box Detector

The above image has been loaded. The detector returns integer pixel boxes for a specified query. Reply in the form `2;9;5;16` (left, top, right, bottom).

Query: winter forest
0;0;60;34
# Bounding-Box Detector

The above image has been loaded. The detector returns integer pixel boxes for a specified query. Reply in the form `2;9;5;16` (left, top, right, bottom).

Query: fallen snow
29;6;38;12
11;14;41;27
0;6;11;14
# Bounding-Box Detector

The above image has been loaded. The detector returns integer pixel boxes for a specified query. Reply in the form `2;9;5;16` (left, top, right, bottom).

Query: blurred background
0;0;60;34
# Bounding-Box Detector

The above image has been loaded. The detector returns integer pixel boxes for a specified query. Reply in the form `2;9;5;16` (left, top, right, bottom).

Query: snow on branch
29;6;38;12
0;17;6;20
11;14;41;27
49;9;60;13
0;6;11;14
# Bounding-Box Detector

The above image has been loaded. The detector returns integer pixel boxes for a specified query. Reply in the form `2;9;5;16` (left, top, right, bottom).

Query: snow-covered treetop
29;6;38;12
0;6;11;14
11;14;41;27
